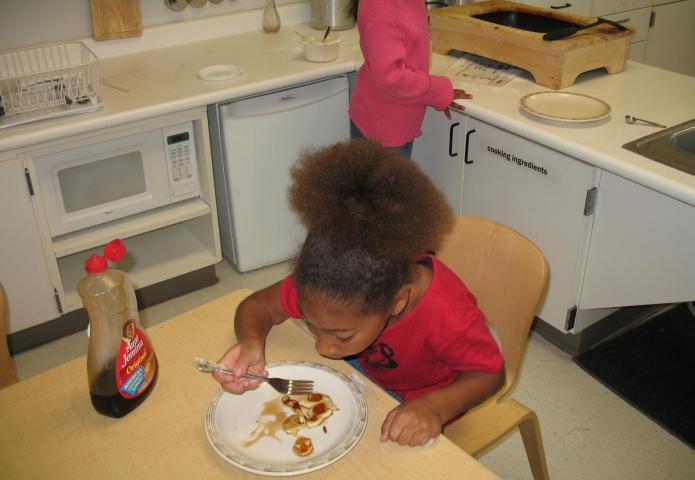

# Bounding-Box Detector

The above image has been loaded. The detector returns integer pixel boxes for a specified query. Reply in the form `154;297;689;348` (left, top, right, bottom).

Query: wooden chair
1;284;18;389
437;215;550;480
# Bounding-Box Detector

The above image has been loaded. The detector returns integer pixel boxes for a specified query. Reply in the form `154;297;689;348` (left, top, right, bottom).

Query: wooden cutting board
90;0;143;41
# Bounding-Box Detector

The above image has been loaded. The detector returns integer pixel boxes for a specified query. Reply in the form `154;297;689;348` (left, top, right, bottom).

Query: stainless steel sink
670;123;695;154
623;119;695;175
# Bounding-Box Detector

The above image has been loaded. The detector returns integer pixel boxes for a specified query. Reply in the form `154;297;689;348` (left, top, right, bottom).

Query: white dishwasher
208;76;350;271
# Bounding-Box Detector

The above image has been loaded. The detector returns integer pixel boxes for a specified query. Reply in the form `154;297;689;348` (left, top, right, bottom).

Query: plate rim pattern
519;91;611;123
204;360;368;476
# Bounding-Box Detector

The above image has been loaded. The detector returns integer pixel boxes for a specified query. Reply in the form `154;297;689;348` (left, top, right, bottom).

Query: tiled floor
12;259;695;479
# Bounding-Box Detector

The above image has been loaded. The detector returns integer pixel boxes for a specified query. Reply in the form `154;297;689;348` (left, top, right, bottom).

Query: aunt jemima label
116;320;157;398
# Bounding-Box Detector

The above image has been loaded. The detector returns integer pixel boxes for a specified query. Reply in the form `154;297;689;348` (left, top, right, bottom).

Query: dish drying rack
0;41;102;129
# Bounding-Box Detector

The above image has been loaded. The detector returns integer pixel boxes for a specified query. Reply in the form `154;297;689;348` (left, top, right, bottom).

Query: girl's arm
426;367;505;422
213;282;289;393
358;5;453;109
233;281;289;346
380;367;506;446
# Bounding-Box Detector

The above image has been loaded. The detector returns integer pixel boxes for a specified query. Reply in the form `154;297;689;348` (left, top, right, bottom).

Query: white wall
0;0;306;51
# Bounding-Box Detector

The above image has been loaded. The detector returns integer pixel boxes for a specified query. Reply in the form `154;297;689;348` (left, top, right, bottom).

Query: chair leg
518;410;549;480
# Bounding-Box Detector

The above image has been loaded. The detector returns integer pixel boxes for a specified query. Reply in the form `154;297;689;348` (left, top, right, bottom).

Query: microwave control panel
162;122;200;198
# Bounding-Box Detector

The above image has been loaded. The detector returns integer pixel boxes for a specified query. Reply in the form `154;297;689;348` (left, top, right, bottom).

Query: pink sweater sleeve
359;8;453;110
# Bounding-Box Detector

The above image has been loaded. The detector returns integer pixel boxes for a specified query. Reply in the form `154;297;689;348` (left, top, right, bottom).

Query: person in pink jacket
348;0;471;158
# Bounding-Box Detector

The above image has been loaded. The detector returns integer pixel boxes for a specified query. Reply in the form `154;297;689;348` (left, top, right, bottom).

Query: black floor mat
575;303;695;449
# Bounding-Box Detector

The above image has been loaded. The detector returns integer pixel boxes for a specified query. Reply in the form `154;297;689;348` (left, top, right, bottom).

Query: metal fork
192;357;314;395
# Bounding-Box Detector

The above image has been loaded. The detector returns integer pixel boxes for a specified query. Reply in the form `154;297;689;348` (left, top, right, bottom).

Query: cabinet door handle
551;3;572;9
24;168;35;196
464;129;476;164
449;122;460;157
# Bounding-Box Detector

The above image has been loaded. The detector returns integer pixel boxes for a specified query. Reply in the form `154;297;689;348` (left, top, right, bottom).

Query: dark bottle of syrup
77;239;158;418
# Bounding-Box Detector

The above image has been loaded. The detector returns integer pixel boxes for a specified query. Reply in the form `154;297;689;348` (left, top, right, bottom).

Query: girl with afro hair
213;139;504;447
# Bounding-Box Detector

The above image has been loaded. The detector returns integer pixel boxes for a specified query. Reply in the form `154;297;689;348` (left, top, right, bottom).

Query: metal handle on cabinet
464;129;476;164
449;122;460;157
550;3;572;9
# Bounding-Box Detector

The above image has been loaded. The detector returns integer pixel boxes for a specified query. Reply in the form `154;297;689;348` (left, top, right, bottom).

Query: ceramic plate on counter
197;64;243;81
520;91;611;123
204;361;367;476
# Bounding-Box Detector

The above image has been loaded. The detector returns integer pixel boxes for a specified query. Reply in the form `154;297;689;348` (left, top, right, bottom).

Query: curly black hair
289;139;452;312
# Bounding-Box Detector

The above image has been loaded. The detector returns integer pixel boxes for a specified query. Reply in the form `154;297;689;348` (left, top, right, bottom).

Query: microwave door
58;151;148;213
35;129;171;237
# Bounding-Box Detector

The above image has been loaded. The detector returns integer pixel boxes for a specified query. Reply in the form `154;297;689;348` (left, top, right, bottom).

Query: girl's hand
380;397;442;446
212;340;266;394
444;88;473;119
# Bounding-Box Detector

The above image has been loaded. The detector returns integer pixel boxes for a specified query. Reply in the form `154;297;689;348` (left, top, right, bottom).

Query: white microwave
35;122;200;237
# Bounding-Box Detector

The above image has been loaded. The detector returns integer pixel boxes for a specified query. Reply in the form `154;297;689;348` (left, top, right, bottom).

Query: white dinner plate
520;91;611;123
197;64;243;81
204;361;367;476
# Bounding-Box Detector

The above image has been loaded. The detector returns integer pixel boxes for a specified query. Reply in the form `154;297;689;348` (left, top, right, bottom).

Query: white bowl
302;35;341;63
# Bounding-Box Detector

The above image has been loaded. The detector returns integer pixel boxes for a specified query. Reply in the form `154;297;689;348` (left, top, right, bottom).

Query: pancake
298;393;328;408
280;393;338;455
282;413;306;436
303;397;336;428
293;436;314;457
281;395;303;415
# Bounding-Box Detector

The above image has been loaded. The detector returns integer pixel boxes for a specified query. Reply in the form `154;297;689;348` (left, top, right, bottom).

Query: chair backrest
437;215;548;397
1;284;18;388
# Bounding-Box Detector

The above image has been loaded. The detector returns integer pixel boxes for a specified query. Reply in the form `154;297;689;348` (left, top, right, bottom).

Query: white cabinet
502;0;695;75
600;7;652;62
592;0;695;75
592;0;652;16
514;0;552;7
475;0;592;16
459;117;598;332
415;110;695;334
628;40;647;62
644;0;695;76
580;171;695;309
412;107;465;214
209;77;350;272
0;154;59;334
596;6;651;39
549;0;593;16
19;108;221;319
591;1;652;64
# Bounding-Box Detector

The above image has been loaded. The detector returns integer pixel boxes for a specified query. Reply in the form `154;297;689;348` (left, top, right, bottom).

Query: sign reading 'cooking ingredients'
487;145;548;176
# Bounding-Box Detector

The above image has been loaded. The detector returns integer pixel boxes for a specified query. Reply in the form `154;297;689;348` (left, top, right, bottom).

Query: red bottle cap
83;240;128;274
104;239;127;262
84;254;108;274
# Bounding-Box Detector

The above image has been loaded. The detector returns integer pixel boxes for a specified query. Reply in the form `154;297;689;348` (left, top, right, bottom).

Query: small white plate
204;361;367;476
520;91;611;123
197;64;243;81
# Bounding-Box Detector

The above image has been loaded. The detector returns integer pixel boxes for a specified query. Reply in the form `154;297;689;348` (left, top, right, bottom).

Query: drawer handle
550;3;572;9
464;129;476;164
449;121;460;157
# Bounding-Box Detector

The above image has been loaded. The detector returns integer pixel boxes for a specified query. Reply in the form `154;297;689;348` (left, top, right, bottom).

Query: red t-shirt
280;255;503;402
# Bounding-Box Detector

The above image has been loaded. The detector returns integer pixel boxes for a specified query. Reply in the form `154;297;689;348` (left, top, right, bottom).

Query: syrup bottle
77;239;158;418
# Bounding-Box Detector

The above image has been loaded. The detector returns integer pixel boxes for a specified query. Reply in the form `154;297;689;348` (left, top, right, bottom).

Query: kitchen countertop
1;11;694;207
0;21;362;152
438;55;695;209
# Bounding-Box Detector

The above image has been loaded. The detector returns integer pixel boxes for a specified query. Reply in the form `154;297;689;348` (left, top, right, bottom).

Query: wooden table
0;290;499;479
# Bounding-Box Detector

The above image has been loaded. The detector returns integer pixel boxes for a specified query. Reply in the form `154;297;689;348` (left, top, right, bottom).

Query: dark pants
350;120;414;160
